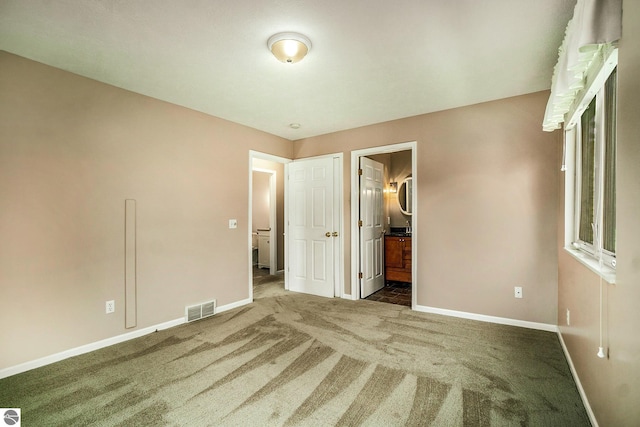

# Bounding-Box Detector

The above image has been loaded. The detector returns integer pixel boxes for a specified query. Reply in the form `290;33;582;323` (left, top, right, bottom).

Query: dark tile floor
365;281;412;307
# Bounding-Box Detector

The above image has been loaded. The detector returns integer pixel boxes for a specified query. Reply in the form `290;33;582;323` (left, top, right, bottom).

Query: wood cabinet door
384;236;411;283
384;237;404;268
403;238;411;266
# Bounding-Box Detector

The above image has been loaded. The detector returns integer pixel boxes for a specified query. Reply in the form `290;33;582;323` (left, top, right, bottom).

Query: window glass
578;98;596;245
603;68;617;253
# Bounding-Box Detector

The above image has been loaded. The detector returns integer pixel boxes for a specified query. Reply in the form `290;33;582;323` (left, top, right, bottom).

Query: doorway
249;151;344;302
351;142;417;308
252;169;275;274
249;151;290;301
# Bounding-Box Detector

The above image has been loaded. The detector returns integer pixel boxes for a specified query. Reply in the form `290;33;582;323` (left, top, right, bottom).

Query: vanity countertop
387;227;411;237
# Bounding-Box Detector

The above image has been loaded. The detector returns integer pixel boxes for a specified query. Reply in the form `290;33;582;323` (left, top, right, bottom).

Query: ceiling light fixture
289;123;301;129
268;32;311;63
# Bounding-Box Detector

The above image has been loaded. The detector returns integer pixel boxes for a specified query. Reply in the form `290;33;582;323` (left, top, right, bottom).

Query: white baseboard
217;298;252;313
0;298;252;380
413;304;558;332
557;331;599;427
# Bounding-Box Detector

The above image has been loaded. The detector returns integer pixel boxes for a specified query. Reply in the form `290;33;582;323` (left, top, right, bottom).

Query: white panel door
288;157;335;298
360;157;385;298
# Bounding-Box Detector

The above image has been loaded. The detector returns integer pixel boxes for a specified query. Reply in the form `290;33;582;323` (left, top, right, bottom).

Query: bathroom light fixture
389;182;398;193
268;32;311;63
289;123;301;129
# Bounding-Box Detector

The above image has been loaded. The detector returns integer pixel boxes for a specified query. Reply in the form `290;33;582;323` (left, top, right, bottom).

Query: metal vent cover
185;299;217;322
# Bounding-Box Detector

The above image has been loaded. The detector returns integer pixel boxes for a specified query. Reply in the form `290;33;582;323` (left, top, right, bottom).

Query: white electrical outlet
106;300;115;314
228;219;238;229
514;286;523;299
566;308;571;325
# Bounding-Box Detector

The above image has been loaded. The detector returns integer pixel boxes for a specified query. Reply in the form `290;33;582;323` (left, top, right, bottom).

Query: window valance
542;0;622;132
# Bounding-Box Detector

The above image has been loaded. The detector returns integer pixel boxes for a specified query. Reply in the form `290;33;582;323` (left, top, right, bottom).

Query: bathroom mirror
398;177;412;215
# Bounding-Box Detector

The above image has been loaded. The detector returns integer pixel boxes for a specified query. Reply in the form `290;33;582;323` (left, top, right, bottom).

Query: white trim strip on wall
413;304;558;332
334;154;344;298
0;298;252;380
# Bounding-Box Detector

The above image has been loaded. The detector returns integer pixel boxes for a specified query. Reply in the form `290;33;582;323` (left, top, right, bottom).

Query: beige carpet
0;277;590;426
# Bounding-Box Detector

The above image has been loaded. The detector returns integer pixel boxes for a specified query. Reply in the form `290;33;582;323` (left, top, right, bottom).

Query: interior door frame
285;153;344;298
350;141;417;308
248;150;291;302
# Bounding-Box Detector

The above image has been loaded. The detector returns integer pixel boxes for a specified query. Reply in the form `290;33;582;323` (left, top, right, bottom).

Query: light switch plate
229;219;238;229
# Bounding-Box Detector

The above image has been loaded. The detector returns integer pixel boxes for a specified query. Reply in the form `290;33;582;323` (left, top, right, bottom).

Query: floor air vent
186;299;216;322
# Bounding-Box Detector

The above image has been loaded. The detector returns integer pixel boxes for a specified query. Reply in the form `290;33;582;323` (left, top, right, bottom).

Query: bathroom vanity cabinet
384;235;412;283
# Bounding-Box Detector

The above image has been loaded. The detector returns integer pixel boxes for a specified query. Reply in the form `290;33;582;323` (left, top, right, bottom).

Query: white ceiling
0;0;575;140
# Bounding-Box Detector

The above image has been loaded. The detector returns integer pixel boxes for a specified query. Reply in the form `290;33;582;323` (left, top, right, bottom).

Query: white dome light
268;32;312;63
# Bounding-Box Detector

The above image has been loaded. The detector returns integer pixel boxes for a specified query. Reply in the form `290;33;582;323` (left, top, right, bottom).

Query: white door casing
359;157;385;298
350;141;416;306
288;156;337;298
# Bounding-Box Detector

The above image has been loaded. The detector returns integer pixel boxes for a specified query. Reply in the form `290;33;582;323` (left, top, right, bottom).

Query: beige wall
558;1;640;424
294;91;560;324
0;51;291;369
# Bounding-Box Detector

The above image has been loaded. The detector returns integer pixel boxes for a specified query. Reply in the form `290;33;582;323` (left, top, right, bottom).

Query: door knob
332;232;338;237
325;232;331;237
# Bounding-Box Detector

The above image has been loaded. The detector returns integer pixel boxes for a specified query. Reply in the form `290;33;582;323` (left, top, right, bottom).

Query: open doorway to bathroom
252;169;275;274
351;142;416;308
249;151;290;300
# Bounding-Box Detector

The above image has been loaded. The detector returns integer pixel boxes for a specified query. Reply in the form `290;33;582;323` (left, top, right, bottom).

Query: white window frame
563;48;617;283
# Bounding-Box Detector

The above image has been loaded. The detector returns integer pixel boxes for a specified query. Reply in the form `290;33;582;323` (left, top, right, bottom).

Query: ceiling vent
185;299;216;322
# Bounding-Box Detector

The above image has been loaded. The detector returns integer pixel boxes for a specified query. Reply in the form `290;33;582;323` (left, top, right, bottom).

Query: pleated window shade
542;0;621;132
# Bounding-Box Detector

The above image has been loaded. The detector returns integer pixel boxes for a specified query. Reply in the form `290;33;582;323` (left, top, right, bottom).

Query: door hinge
358;272;363;279
357;168;363;176
358;220;363;227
